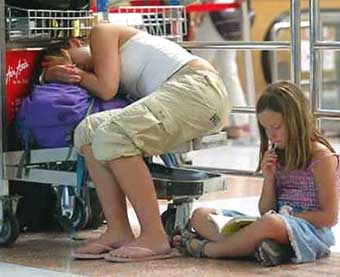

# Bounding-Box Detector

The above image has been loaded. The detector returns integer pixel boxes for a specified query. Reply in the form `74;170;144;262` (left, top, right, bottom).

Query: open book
209;214;258;235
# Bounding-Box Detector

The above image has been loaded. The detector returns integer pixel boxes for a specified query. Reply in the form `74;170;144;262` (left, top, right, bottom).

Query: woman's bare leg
74;145;135;254
108;155;170;256
190;213;289;258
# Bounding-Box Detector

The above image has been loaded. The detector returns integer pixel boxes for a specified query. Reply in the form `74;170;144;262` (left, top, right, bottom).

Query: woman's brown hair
29;39;70;89
256;81;335;172
29;37;86;89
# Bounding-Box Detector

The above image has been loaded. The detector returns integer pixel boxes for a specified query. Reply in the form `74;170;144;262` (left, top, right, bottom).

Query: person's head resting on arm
30;39;71;86
42;38;93;72
32;37;92;87
36;24;127;101
255;81;335;172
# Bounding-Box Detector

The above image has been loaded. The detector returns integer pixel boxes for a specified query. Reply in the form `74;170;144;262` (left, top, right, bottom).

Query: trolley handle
107;1;240;13
186;2;241;13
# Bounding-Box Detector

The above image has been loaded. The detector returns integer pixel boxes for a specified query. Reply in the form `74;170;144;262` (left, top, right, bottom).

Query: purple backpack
16;83;130;148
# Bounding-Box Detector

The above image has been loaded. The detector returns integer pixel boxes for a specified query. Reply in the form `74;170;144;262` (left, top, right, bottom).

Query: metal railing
181;0;301;123
310;0;340;123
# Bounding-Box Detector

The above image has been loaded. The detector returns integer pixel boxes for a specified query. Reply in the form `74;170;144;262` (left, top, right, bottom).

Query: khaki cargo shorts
74;64;231;161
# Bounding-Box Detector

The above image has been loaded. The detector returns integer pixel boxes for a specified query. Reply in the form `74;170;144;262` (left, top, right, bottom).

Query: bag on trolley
16;82;129;149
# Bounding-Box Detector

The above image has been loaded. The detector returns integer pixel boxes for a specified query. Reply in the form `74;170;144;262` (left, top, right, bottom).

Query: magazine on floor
209;214;258;234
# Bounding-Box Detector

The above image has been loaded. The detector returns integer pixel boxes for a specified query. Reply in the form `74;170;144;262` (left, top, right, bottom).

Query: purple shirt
275;154;340;211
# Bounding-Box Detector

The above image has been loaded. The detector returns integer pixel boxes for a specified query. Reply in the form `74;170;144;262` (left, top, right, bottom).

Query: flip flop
72;242;116;260
104;246;181;263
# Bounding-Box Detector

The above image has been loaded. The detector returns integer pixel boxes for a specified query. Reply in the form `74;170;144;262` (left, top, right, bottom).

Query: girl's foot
172;227;209;258
254;239;293;266
182;237;210;258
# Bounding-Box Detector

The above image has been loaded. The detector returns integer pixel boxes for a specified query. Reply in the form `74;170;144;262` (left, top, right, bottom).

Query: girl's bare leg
172;207;224;247
74;145;135;254
190;207;226;242
191;213;289;258
108;155;170;255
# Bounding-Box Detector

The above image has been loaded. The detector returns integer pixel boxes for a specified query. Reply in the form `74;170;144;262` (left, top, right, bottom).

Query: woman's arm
78;24;121;100
294;153;339;228
43;24;121;100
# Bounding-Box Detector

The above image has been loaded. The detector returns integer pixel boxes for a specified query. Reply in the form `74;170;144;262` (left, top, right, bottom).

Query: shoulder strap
16;129;35;179
65;97;96;161
85;97;96;117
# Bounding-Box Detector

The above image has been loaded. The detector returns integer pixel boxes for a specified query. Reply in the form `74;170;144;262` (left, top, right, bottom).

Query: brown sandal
181;237;209;258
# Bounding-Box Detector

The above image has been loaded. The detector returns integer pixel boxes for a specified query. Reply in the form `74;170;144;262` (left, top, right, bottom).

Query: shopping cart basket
107;5;187;42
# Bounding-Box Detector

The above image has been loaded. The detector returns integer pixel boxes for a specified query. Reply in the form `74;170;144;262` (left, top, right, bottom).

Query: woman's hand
44;64;82;84
41;48;82;84
261;148;278;181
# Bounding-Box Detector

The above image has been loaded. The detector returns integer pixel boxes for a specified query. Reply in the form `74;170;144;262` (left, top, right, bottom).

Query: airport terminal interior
2;0;340;276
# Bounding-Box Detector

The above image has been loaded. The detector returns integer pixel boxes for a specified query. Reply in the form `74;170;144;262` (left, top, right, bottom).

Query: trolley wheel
55;195;89;232
69;196;89;231
161;208;177;237
0;211;20;247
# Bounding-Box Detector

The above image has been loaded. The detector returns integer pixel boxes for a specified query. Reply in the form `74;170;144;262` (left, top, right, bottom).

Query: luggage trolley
0;4;228;246
1;6;95;246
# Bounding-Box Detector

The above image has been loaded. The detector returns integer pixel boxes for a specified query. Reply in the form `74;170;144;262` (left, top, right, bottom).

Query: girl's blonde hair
256;81;335;172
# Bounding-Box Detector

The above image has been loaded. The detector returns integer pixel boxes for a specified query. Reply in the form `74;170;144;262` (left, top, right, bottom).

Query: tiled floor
1;136;340;276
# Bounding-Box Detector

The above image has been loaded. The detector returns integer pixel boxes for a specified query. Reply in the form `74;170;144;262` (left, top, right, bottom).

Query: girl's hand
44;64;82;84
261;148;278;181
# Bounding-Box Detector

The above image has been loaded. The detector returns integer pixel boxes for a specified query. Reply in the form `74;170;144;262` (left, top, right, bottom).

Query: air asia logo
6;59;30;85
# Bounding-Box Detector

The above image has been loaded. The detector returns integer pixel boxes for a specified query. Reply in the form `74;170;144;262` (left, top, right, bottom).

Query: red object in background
186;2;241;41
6;49;40;125
186;2;240;13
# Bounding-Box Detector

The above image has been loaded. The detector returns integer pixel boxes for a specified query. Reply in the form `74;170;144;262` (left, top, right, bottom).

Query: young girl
42;23;230;262
176;81;339;266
